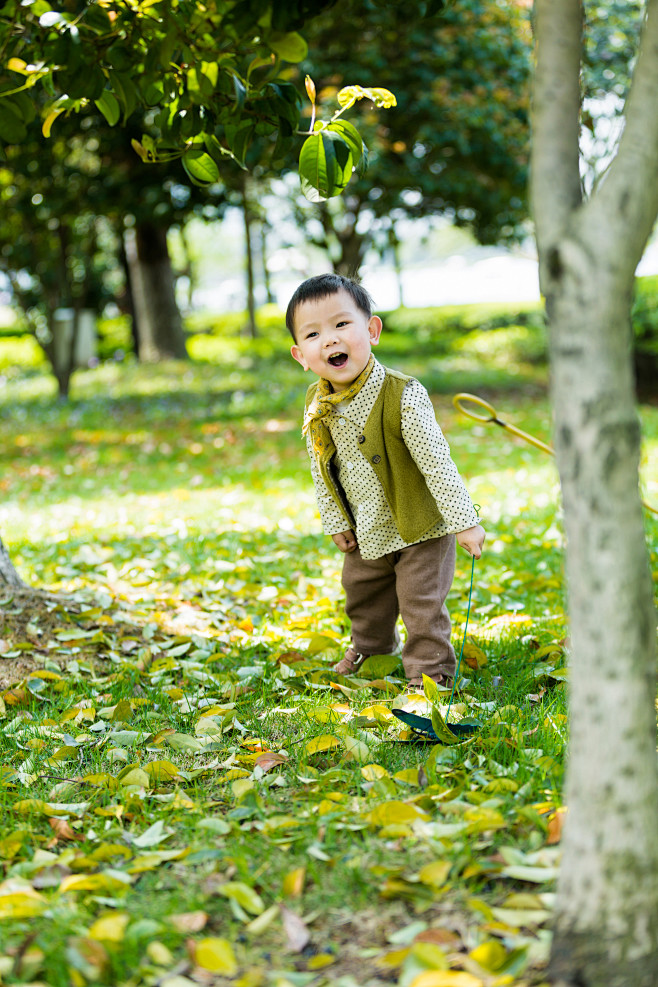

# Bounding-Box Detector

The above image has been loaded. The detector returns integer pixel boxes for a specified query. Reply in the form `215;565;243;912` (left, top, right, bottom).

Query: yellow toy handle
453;392;658;517
453;393;554;455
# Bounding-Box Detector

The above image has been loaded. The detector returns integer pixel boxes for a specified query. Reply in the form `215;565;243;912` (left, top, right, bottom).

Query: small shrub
0;334;46;371
97;314;134;360
455;323;548;366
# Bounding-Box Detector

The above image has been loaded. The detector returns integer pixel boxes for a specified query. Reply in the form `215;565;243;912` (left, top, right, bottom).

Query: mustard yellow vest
305;368;443;543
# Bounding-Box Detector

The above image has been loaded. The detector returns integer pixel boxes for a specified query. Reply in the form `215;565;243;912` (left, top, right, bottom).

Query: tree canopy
0;0;402;199
282;0;531;275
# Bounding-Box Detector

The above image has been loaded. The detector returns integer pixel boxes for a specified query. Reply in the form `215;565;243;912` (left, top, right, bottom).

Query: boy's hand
332;530;358;553
456;524;485;559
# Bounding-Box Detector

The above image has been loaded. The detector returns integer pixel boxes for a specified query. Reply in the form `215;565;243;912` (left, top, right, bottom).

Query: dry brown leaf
547;807;567;845
254;751;289;773
414;928;462;948
462;641;487;669
276;651;306;665
281;905;310;952
169;910;209;933
47;817;85;844
3;689;27;705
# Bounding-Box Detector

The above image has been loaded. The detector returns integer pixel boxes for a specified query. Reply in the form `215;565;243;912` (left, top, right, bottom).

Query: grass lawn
0;311;657;987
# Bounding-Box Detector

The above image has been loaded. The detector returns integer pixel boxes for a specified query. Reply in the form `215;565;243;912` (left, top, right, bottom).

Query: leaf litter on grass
2;351;652;986
0;583;565;986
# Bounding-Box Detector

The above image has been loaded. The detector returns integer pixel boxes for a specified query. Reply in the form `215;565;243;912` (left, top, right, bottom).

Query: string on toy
445;504;480;723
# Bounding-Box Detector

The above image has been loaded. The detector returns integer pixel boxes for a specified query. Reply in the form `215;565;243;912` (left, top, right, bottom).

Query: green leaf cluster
299;120;367;202
0;0;390;199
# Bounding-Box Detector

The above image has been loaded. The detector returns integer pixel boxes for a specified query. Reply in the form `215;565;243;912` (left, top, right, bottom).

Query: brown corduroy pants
341;534;457;682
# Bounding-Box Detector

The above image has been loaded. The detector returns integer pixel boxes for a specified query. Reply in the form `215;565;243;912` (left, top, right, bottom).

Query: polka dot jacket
306;359;479;560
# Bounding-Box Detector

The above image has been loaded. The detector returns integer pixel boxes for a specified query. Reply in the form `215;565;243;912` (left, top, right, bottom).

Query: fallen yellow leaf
409;971;484;987
195;937;238;974
118;768;150;789
88;912;130;942
366;801;429;826
144;760;182;782
469;940;508;972
0;888;46;920
361;764;389;781
218;881;264;915
417;860;451;887
305;735;341;755
282;867;305;897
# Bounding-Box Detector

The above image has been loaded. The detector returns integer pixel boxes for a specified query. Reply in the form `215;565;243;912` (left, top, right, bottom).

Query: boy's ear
368;315;383;345
291;344;309;370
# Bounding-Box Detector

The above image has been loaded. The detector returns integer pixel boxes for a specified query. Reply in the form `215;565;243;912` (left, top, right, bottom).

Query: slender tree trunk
260;222;275;305
242;183;257;338
125;223;187;361
119;236;140;359
179;225;197;310
391;230;405;308
531;1;658;984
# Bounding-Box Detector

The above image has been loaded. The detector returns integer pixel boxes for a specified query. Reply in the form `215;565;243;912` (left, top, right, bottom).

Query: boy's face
290;289;382;392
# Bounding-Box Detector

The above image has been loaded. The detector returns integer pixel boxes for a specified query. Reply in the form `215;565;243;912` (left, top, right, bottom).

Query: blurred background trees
0;0;655;399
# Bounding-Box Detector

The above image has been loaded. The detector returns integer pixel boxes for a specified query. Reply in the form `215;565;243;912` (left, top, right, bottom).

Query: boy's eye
305;331;318;339
336;321;348;328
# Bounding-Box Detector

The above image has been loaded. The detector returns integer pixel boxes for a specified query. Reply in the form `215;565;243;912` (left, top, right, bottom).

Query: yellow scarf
302;354;375;461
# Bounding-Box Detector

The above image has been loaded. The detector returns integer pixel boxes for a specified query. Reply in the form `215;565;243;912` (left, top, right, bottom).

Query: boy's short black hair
286;273;374;340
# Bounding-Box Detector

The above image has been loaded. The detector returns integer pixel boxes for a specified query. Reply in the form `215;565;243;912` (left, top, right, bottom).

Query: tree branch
530;0;583;255
582;0;658;275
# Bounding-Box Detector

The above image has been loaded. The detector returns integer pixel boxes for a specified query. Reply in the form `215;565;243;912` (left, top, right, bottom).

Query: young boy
287;273;485;688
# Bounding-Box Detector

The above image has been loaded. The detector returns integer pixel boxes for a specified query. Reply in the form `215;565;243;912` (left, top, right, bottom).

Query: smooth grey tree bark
531;1;658;985
0;535;26;588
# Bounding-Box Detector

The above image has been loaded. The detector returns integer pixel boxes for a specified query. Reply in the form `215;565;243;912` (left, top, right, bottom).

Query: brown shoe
332;647;369;675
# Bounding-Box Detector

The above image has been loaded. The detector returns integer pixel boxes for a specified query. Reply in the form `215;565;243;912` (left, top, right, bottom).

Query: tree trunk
119;236;140;359
125;223;187;361
179;225;197;311
242;184;257;338
260;222;275;305
0;536;26;588
531;1;658;984
390;228;405;308
545;243;658;987
51;305;81;400
333;230;366;277
317;200;366;277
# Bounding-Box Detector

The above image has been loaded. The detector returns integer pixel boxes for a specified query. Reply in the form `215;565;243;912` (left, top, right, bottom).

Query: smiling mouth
328;353;348;367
